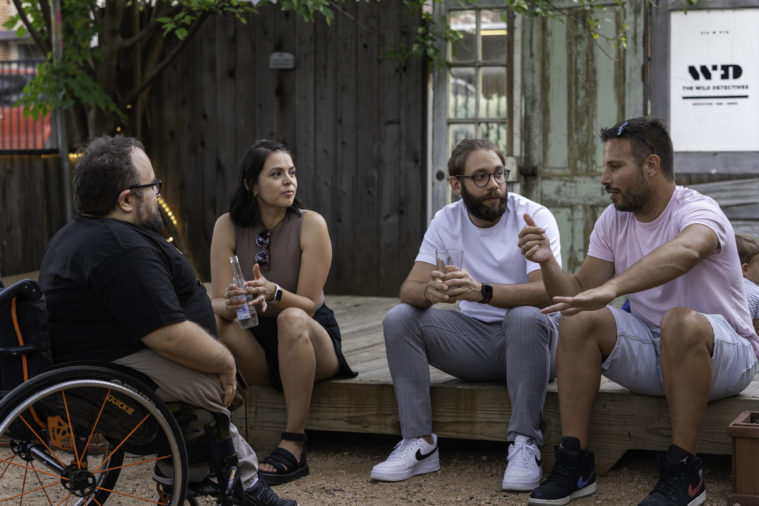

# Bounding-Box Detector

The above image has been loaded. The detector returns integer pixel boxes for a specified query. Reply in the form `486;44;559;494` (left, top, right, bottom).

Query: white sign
670;9;759;152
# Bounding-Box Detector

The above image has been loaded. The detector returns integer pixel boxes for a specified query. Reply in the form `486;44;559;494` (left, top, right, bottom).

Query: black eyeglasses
455;168;509;188
255;230;270;269
614;122;656;155
128;179;162;195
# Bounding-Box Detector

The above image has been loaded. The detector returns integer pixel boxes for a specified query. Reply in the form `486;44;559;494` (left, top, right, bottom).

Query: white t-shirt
416;194;561;322
743;278;759;321
588;185;759;358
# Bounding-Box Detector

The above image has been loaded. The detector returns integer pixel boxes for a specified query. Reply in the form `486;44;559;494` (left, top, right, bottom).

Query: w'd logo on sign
688;64;742;81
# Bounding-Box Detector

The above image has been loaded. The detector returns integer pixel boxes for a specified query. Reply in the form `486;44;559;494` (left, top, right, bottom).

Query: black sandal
258;432;309;485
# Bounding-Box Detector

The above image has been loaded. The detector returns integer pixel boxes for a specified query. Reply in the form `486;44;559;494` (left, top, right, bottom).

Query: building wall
0;1;41;60
0;1;10;60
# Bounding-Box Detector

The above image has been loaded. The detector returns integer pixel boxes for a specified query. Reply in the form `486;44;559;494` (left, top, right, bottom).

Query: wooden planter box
728;411;759;506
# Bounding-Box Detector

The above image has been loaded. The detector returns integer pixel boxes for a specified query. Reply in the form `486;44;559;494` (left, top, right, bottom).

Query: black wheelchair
0;278;246;505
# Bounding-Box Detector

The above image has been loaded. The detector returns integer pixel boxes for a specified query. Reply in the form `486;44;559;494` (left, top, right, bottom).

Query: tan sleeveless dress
234;209;356;391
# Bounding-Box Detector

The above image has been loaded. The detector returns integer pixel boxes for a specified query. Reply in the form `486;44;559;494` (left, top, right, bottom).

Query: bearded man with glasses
38;135;295;506
371;138;563;493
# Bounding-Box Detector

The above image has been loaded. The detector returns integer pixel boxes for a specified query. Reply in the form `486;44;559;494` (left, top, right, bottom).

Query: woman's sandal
258;432;309;485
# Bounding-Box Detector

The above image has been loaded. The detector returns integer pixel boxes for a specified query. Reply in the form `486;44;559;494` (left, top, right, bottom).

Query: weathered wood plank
691;179;759;237
691;178;759;209
213;14;239;219
233;10;258;169
0;155;66;277
292;4;315;207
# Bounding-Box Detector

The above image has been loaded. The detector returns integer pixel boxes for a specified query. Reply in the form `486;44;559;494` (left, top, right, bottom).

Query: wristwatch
269;283;283;303
480;284;493;304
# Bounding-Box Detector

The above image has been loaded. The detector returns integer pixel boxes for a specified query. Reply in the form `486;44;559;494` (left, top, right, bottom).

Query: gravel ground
0;430;735;504
269;431;734;506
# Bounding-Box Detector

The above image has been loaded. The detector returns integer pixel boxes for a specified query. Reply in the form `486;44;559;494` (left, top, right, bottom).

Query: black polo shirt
39;216;215;363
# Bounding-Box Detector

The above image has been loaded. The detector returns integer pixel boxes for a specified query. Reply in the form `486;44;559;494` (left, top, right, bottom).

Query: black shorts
250;303;357;392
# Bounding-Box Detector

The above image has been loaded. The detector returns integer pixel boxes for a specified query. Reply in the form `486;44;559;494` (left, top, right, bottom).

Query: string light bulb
158;196;178;226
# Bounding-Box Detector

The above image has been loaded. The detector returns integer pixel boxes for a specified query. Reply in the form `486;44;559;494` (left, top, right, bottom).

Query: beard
460;184;507;222
607;169;653;213
135;196;164;233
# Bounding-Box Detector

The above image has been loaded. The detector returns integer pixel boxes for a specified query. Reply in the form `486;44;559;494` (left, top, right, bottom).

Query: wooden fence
0;154;66;278
1;3;427;296
146;2;427;296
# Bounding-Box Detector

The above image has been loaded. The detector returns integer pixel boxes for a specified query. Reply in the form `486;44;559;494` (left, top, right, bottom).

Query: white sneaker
370;434;440;482
502;435;542;491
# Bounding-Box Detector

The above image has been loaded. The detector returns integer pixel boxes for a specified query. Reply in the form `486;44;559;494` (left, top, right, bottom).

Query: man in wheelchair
20;135;295;505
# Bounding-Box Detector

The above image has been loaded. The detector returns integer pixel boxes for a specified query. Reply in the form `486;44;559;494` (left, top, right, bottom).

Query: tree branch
10;0;50;54
121;10;211;107
327;0;369;32
38;0;51;47
119;2;179;49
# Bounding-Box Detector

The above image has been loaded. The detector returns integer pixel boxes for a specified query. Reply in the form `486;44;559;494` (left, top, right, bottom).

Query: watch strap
269;283;283;303
479;284;492;304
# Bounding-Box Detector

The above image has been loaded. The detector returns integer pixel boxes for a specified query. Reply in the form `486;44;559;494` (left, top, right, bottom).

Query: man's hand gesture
518;213;553;264
542;284;618;316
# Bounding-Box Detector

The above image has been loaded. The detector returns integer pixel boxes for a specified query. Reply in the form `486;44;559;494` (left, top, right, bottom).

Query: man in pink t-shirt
518;117;758;506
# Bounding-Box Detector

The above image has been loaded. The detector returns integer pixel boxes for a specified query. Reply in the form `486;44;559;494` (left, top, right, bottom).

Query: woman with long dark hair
210;139;356;485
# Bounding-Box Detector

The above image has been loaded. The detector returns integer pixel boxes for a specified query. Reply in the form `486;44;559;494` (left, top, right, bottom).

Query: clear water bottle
229;255;258;328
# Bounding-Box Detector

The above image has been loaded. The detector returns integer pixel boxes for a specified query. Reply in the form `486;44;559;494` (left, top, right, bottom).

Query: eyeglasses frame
455;168;510;188
128;179;162;195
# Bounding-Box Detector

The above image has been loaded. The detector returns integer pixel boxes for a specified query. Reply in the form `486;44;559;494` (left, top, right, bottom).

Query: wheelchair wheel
0;365;188;505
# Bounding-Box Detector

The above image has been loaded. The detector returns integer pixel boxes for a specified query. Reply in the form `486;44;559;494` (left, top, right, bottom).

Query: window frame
428;1;521;220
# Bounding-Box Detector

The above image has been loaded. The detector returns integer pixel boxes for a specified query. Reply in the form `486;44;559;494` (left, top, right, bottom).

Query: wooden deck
234;295;759;474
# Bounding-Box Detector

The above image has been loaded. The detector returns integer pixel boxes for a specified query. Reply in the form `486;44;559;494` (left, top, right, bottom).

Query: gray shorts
602;306;757;400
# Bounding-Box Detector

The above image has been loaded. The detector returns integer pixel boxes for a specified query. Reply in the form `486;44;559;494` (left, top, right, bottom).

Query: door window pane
448;124;476;152
480;122;507;154
449;10;476;63
479;67;507;118
481;10;507;62
449;67;476;119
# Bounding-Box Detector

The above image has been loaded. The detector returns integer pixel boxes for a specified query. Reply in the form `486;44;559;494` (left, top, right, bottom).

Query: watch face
482;284;493;298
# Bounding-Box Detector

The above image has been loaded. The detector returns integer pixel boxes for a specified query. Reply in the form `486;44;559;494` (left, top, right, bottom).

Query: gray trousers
383;304;558;446
114;348;259;488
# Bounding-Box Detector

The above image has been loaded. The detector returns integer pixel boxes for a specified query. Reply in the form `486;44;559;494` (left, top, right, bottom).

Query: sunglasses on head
614;121;656;155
